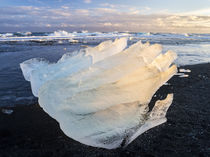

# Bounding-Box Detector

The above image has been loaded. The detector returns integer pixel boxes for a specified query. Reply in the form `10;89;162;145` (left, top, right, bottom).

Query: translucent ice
1;109;13;115
20;38;177;149
20;38;127;97
179;68;191;73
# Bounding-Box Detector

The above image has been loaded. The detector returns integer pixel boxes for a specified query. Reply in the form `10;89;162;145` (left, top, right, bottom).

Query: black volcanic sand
0;63;210;157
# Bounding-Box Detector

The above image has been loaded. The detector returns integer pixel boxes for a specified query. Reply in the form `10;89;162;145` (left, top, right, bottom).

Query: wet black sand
0;63;210;157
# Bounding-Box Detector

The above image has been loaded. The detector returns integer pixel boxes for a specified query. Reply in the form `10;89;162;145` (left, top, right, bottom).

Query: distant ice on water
49;30;76;37
20;38;177;149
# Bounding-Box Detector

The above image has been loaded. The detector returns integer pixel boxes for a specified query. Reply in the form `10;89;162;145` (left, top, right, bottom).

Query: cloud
100;3;115;8
75;9;89;16
155;15;210;32
0;6;210;33
84;0;92;4
94;8;118;14
103;22;112;26
178;8;210;16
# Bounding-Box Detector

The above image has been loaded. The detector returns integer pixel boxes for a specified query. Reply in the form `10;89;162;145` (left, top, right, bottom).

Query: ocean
0;30;210;107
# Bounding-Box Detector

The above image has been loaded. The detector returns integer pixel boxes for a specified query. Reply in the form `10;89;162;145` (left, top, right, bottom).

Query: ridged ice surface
20;38;177;149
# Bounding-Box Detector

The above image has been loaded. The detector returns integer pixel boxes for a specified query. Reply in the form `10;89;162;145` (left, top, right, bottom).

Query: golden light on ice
20;38;177;149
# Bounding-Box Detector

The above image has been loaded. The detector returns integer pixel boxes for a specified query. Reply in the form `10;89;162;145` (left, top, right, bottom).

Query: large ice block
20;38;177;149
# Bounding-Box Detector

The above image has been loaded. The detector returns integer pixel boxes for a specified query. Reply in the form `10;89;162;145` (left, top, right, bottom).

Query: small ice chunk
129;37;134;40
179;68;191;73
69;39;79;43
2;109;13;115
176;72;189;78
179;74;189;78
58;40;63;44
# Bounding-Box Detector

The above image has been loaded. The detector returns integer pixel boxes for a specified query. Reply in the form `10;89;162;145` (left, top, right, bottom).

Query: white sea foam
48;30;131;38
17;31;32;36
0;33;13;38
20;38;177;149
49;30;76;37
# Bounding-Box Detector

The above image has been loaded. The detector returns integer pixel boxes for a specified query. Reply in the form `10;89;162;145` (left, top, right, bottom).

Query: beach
1;0;210;155
0;63;209;157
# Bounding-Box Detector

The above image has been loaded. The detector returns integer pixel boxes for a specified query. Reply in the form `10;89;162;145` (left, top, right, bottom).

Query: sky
1;0;210;33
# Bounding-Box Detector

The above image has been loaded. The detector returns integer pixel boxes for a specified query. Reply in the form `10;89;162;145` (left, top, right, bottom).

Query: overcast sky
1;0;210;33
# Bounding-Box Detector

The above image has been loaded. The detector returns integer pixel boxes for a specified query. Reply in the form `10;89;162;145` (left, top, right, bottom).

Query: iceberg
20;38;177;149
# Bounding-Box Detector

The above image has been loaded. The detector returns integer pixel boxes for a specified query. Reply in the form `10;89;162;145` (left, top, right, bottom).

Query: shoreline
0;63;210;157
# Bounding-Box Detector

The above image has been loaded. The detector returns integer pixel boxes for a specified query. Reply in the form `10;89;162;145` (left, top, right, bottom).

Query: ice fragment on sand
179;74;189;78
1;109;13;115
179;68;191;73
20;38;177;149
176;72;189;78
